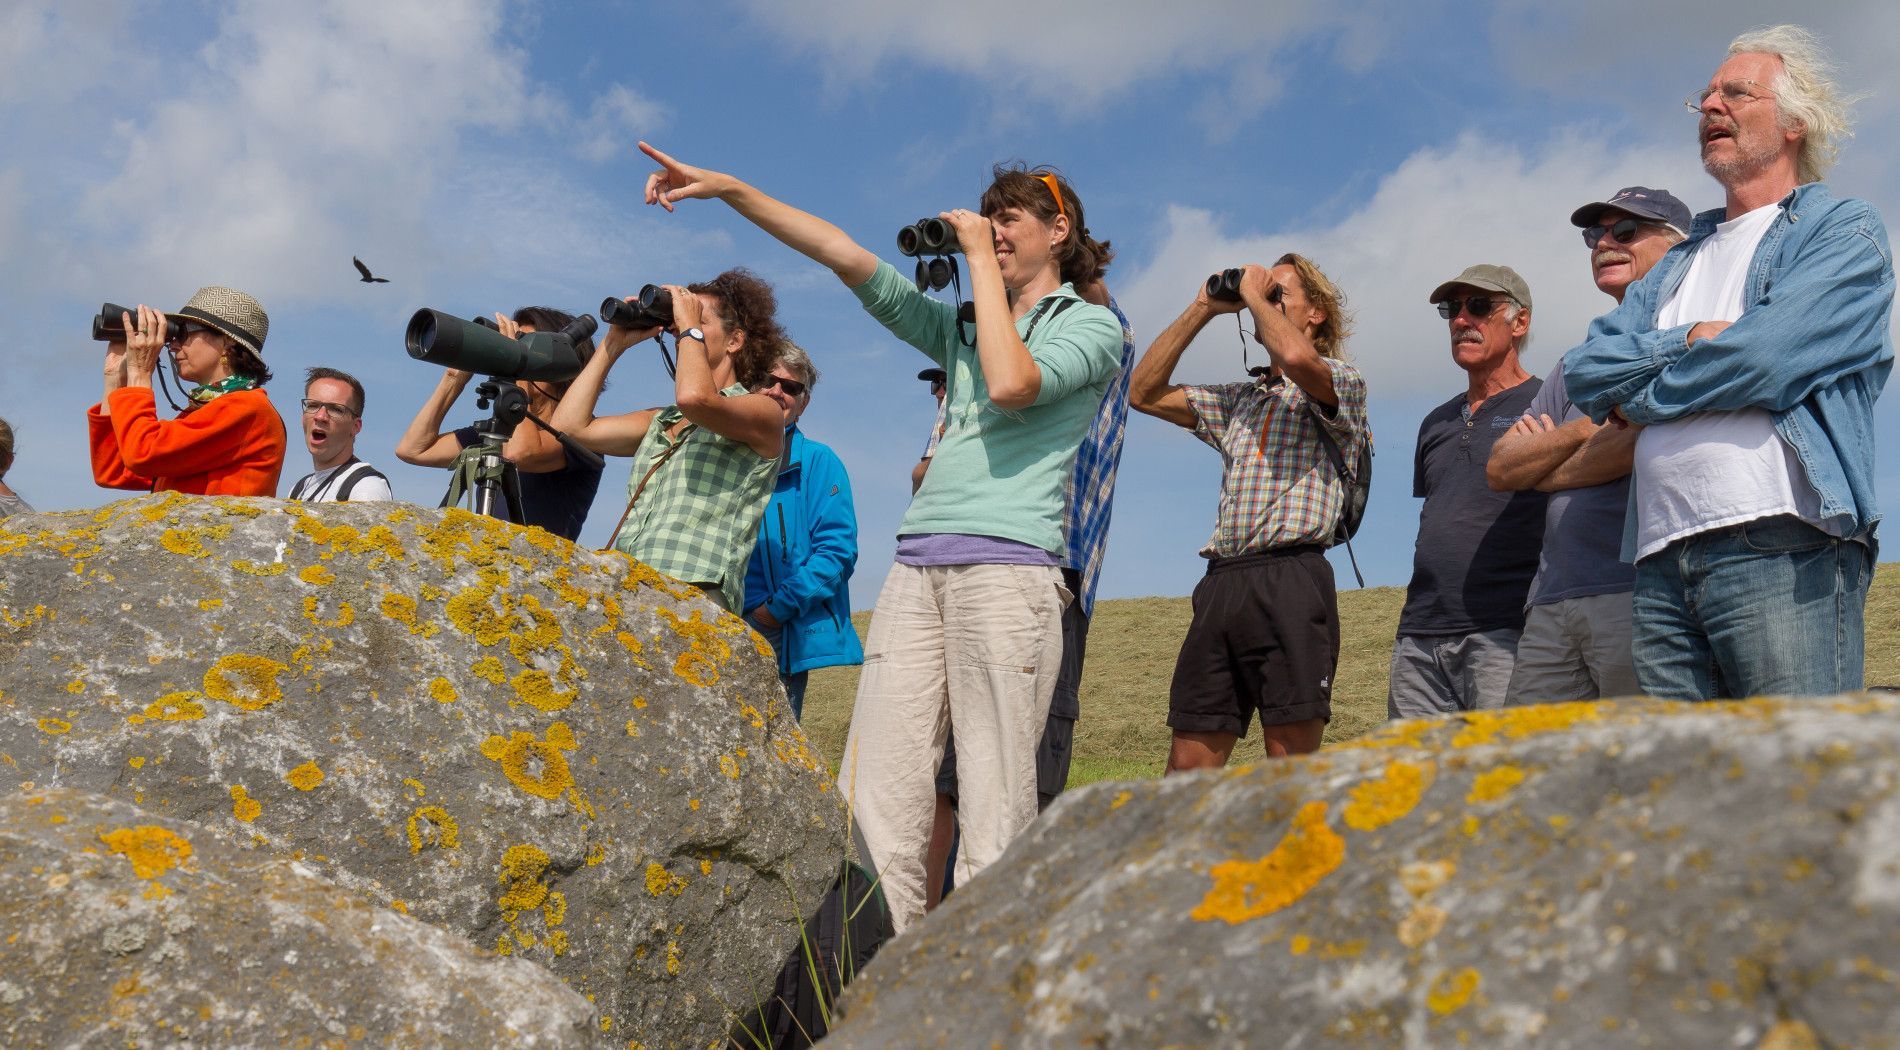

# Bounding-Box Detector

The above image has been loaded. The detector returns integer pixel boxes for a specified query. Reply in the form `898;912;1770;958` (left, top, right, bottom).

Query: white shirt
1634;202;1824;559
289;459;393;503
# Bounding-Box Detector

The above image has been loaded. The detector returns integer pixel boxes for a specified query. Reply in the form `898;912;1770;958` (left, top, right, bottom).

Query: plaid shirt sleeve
1184;382;1248;451
1314;359;1370;452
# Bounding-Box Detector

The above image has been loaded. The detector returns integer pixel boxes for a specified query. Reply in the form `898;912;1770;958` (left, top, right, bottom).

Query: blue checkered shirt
1060;297;1136;616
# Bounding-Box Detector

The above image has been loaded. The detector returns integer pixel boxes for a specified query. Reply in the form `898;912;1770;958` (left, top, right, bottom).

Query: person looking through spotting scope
631;141;1123;933
395;307;603;541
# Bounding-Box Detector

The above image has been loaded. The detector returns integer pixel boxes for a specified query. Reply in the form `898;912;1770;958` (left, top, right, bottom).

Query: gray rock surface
0;787;597;1048
0;494;846;1047
826;696;1900;1049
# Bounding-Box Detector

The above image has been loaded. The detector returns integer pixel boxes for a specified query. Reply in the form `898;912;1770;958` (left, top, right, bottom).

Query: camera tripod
439;378;603;524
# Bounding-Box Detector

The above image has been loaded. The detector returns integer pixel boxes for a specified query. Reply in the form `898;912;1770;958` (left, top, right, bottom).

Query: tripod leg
501;464;526;527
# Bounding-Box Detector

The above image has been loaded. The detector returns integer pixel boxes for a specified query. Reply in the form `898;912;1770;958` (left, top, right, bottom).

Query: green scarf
187;375;259;405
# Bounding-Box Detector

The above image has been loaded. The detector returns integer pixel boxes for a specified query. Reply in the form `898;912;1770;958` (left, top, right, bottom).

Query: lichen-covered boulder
0;494;846;1046
0;787;597;1047
825;696;1900;1049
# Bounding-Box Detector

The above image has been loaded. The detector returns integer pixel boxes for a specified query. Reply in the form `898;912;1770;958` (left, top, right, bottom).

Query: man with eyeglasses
1389;265;1547;718
1486;188;1689;704
1566;26;1891;701
287;367;392;502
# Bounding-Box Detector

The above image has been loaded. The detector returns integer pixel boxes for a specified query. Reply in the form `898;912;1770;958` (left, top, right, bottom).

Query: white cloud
577;84;668;164
728;0;1375;116
1114;131;1708;392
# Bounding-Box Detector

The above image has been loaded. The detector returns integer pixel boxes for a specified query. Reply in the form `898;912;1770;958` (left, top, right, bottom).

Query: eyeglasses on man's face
1686;77;1773;112
1582;217;1667;248
300;399;358;419
1435;296;1512;320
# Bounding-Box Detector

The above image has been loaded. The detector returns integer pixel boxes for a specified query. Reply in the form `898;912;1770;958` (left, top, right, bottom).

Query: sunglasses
1435;296;1512;320
1582;217;1661;248
300;399;358;418
759;374;808;398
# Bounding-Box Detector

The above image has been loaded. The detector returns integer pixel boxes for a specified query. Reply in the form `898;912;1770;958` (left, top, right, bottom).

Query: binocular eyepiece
599;284;674;331
1206;269;1244;303
91;302;178;341
897;217;961;257
407;309;597;383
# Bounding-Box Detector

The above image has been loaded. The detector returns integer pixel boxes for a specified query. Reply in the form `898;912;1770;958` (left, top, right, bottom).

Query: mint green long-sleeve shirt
853;260;1123;554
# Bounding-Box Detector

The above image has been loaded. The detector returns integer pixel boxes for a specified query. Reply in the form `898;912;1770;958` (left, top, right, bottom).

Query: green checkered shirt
611;385;777;610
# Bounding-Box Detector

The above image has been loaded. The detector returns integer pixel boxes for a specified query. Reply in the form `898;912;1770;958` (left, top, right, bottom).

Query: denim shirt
1563;183;1894;560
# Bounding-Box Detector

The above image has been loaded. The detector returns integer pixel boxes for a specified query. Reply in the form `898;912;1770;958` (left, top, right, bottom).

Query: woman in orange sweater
88;286;286;497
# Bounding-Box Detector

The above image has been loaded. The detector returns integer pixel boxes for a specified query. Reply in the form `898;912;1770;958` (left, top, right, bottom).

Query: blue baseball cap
1570;187;1693;237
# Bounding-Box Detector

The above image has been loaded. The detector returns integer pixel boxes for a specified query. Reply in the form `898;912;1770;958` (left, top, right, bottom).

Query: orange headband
1034;171;1068;224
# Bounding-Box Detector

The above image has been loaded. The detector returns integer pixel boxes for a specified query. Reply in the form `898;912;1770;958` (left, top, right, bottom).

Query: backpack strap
1302;402;1366;589
333;461;386;501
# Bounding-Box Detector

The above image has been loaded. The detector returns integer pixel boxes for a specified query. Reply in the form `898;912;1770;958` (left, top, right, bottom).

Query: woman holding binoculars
88;286;285;497
636;141;1122;931
549;269;787;615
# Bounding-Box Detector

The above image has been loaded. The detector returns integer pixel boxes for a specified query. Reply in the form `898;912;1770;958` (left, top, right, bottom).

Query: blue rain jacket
743;426;865;675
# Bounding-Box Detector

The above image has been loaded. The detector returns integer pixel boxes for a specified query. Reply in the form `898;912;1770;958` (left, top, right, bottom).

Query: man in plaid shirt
1131;255;1367;770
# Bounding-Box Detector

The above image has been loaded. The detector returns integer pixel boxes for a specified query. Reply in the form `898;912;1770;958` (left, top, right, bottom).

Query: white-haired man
1566;25;1892;700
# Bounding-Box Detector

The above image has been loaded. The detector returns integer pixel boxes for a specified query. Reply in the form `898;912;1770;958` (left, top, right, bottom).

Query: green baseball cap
1428;264;1532;311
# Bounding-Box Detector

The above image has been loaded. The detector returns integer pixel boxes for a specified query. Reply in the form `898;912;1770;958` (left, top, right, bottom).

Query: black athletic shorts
1168;546;1338;735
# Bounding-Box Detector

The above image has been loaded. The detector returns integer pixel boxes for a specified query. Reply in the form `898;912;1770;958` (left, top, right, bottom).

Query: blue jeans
782;670;809;721
1633;515;1872;700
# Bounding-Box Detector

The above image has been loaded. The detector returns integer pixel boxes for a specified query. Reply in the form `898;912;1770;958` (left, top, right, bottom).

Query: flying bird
352;256;390;284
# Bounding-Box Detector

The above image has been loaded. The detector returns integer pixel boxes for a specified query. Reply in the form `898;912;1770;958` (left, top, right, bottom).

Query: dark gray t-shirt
1399;378;1548;635
1523;362;1636;606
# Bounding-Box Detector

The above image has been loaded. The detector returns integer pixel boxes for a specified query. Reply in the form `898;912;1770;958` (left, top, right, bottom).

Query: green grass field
800;563;1899;789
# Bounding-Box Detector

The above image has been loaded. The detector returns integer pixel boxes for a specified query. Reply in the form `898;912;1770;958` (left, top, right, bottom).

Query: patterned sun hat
172;286;269;356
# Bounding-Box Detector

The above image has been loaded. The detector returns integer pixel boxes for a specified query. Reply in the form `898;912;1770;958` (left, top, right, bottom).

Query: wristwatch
681;327;706;343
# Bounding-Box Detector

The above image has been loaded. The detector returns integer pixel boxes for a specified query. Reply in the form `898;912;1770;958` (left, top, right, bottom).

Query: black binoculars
91;302;177;341
600;284;674;330
897;217;961;257
1205;269;1244;303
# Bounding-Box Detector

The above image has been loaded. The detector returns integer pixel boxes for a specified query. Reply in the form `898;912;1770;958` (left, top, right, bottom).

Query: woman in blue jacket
743;345;864;717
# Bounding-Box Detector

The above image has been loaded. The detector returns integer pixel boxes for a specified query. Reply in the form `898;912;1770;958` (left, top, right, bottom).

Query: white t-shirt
289;459;393;503
1634;202;1825;559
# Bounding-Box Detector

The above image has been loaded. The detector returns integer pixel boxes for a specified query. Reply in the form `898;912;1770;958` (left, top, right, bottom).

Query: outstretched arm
642;142;878;287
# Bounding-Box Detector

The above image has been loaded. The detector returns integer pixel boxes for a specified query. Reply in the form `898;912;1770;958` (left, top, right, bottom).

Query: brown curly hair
688;268;786;389
978;164;1114;287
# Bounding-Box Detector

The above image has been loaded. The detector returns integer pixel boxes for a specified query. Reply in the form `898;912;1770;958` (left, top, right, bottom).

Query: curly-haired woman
636;143;1123;931
552;269;788;614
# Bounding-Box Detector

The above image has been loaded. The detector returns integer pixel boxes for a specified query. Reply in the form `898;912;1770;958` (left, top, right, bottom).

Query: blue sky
4;1;1897;609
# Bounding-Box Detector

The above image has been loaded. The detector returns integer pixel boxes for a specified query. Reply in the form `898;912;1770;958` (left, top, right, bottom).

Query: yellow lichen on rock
1467;766;1529;804
1342;760;1434;832
645;862;688;897
159;523;231;558
499;844;553;911
101;825;194;879
1400;859;1456;898
430;677;458;704
472;656;506;684
1451;702;1602;749
1398;904;1449;948
479;723;578;801
510;667;576;712
231;559;288;577
406;805;460;853
37;717;71;735
1426;967;1481;1015
301;595;355;628
229;784;262;823
285;761;326;791
1192;801;1345;925
297;564;335;586
143;692;207;721
203;653;288;711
